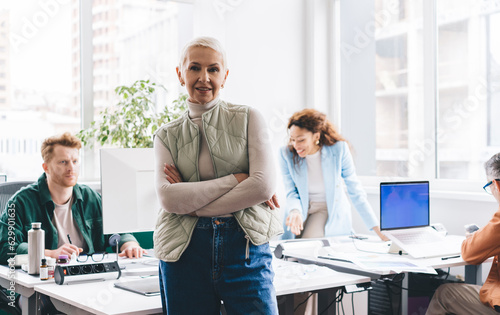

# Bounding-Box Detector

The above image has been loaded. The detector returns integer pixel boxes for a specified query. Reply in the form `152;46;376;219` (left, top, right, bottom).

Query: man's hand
119;241;147;258
286;211;303;236
45;244;83;259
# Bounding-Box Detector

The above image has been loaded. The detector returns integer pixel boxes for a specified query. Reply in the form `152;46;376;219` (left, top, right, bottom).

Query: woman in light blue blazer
279;109;387;240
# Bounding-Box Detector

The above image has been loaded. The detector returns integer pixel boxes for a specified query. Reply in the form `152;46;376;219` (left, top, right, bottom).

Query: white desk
32;258;371;315
0;255;159;315
35;278;162;315
276;236;483;280
277;235;489;315
273;259;370;314
0;264;55;315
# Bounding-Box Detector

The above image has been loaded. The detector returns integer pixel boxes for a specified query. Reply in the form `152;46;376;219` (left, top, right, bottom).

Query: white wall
192;0;306;135
339;0;377;176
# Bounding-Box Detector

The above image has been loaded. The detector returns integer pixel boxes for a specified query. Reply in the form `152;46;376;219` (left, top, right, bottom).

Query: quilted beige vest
153;100;283;262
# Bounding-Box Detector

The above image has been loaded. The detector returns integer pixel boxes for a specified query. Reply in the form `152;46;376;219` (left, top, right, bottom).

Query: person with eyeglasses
0;133;146;265
426;153;500;315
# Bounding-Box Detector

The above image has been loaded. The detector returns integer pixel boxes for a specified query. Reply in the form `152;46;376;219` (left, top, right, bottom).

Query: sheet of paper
318;247;437;275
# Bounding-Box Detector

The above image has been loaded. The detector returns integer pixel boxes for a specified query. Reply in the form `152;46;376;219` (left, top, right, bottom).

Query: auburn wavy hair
287;109;345;165
41;132;82;163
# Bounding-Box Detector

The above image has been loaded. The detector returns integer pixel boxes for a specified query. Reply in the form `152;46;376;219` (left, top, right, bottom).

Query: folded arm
195;108;276;217
154;136;239;215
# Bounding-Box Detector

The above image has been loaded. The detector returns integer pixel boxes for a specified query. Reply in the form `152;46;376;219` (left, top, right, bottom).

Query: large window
0;1;79;179
0;0;193;180
84;0;193;179
373;0;500;181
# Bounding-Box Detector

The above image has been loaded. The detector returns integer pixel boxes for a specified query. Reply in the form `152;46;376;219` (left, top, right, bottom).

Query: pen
441;255;460;260
317;255;352;263
67;234;72;244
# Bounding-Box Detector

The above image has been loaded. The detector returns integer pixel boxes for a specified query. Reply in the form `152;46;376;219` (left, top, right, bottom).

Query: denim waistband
196;216;238;229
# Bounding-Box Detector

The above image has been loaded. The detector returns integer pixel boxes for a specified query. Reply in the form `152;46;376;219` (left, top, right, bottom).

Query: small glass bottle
46;257;56;279
40;258;49;281
56;255;69;265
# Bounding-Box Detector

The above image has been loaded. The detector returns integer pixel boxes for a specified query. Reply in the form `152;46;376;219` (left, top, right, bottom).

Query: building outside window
374;0;500;181
0;0;193;180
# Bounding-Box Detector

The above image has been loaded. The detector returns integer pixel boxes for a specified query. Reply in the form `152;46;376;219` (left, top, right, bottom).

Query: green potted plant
77;79;187;148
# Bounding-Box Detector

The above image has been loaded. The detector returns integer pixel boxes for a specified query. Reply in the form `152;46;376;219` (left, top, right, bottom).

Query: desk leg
21;292;37;315
401;274;408;315
277;294;294;315
317;289;337;315
465;264;482;285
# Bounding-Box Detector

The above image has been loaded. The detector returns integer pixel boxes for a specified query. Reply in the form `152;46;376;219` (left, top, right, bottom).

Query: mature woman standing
153;37;282;315
280;108;387;241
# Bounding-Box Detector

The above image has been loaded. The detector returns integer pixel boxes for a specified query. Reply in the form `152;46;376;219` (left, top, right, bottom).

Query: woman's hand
233;173;249;183
372;226;389;241
286;211;303;236
164;164;183;184
165;164;198;216
233;173;279;210
265;194;280;210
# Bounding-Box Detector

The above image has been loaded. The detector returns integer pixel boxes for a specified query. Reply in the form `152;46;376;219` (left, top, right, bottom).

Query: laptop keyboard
391;230;438;245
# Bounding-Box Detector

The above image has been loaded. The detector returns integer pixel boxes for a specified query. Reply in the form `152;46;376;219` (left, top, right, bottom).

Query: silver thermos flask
28;222;45;275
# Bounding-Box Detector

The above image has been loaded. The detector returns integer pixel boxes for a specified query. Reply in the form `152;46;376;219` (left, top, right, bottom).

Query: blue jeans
158;217;278;315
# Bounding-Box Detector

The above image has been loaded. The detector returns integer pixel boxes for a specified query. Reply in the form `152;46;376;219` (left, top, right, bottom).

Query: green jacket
0;173;137;264
154;100;283;262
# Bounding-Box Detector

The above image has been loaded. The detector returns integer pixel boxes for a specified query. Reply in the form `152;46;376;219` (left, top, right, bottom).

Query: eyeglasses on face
76;252;107;263
483;179;500;195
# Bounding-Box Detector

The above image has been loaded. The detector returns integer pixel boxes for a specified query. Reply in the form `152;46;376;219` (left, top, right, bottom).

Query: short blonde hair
41;132;82;163
178;36;227;71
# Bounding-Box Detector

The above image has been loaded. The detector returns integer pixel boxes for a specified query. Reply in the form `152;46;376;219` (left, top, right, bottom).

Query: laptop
114;276;161;296
380;181;463;259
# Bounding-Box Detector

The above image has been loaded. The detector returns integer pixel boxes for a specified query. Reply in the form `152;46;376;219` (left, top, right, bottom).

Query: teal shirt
0;173;137;264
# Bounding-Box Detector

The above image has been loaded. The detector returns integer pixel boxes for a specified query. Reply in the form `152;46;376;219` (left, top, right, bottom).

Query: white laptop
380;181;463;259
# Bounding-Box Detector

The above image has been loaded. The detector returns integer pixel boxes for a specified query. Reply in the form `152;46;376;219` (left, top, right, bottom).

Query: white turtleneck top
154;97;275;217
305;149;326;203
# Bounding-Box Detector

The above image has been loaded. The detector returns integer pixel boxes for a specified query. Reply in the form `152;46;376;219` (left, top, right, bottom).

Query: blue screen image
380;183;429;230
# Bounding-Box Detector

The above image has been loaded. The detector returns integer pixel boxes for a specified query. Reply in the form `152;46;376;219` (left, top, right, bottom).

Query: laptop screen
380;181;430;230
